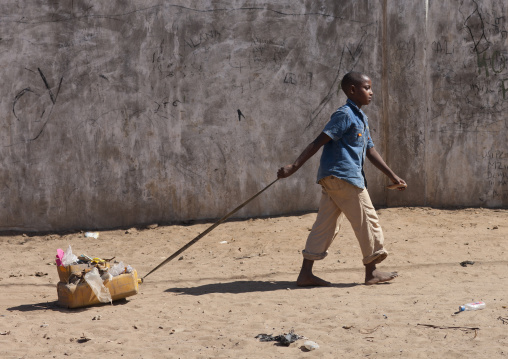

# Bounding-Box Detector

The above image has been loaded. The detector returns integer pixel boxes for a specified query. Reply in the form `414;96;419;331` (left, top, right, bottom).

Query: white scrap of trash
84;232;99;239
304;340;319;351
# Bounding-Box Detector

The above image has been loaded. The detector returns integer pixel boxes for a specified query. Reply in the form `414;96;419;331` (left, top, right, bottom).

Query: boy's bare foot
297;258;331;287
364;263;398;285
297;273;331;287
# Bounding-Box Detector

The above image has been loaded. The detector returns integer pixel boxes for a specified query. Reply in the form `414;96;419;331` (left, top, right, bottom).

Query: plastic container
57;269;139;308
459;301;486;312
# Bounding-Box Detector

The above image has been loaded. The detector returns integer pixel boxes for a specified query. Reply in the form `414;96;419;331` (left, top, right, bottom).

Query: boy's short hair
341;71;368;93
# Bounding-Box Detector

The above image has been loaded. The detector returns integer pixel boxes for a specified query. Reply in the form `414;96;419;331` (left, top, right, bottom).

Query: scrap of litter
417;323;480;338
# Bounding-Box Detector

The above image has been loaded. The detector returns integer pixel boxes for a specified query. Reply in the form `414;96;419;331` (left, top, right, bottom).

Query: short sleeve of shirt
366;128;374;149
322;110;351;141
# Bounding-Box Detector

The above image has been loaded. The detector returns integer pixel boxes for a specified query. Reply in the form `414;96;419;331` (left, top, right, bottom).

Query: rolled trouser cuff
363;249;388;265
302;249;328;261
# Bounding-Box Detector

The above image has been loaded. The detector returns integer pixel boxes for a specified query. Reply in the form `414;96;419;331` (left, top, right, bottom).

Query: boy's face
349;77;373;108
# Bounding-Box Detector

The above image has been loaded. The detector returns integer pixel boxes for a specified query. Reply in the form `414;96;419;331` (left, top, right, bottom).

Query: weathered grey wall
383;0;427;207
425;0;508;207
0;1;506;231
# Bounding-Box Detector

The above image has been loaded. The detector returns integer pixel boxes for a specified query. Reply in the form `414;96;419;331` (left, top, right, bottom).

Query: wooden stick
417;323;480;331
141;179;279;281
417;323;480;338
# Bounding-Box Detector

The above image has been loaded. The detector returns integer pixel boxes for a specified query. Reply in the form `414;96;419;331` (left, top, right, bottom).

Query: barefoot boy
277;71;406;286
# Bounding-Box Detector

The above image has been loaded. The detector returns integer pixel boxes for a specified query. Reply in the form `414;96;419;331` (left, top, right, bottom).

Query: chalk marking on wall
38;68;54;103
7;4;365;27
12;88;37;120
304;24;372;131
237;109;245;121
304;46;345;131
461;0;491;55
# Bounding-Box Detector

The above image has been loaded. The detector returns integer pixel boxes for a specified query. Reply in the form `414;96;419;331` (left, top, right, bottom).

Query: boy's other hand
390;176;407;191
277;164;298;179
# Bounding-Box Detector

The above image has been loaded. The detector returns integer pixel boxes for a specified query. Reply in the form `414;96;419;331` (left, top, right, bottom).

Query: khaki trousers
302;176;387;265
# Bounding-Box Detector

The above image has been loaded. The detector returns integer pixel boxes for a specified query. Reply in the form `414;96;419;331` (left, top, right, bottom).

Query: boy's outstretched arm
277;132;331;178
366;147;406;190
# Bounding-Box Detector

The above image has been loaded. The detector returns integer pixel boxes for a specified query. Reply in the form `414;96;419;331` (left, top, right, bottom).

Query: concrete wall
425;0;508;207
0;1;507;231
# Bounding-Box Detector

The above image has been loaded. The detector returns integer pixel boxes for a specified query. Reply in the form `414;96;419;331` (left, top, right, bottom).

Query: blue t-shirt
317;99;374;188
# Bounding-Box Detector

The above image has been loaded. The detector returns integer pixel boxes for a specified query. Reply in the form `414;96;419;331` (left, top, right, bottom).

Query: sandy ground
1;207;508;358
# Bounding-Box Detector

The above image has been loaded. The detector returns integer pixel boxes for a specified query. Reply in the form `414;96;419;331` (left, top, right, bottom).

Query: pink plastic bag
55;248;64;266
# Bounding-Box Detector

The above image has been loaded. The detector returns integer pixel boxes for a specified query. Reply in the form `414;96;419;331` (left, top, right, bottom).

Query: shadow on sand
7;298;130;313
165;280;360;296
